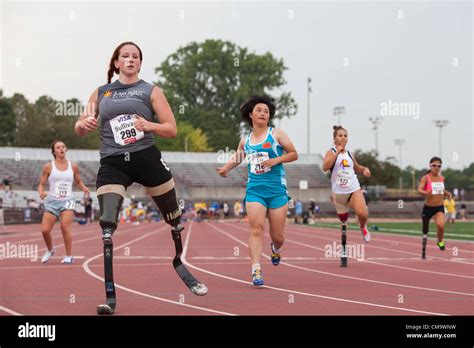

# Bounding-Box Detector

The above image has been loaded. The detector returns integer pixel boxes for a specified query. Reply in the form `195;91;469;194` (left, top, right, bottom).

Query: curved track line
182;222;449;316
224;223;474;297
0;305;23;316
82;225;236;316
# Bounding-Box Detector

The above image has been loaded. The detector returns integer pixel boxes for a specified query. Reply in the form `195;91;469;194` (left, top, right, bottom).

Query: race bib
54;182;72;198
109;114;144;146
248;152;271;175
431;182;444;195
336;169;353;188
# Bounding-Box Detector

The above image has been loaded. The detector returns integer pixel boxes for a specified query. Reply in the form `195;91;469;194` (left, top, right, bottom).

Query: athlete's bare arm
72;163;89;195
133;86;177;138
260;128;298;170
75;89;99;136
216;138;246;177
418;176;430;195
352;154;371;177
38;163;51;200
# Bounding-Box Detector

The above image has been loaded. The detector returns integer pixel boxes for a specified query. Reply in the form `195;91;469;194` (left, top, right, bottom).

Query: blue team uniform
244;127;288;209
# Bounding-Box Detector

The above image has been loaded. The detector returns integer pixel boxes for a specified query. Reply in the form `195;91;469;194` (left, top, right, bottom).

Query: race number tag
248;152;271;175
109;114;144;146
431;182;445;195
54;182;72;198
336;169;353;188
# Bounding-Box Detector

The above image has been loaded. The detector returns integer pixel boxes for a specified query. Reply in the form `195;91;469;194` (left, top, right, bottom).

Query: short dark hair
240;95;276;128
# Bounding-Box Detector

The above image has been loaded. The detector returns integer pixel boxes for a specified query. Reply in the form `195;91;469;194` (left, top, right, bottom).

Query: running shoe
270;243;281;266
437;241;446;251
361;227;371;243
61;255;74;264
41;249;55;263
252;268;264;286
190;283;208;296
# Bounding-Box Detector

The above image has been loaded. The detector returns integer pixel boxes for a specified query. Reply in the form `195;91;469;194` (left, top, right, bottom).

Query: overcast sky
1;0;472;170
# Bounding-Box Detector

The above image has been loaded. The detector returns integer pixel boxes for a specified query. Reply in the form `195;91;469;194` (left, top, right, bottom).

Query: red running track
0;221;472;316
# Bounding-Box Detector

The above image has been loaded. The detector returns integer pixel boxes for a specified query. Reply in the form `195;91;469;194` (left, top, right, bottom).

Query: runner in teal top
217;95;298;286
244;126;288;202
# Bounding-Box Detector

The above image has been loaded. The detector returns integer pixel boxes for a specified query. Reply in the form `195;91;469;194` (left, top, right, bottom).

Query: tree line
0;39;471;189
0;39;296;152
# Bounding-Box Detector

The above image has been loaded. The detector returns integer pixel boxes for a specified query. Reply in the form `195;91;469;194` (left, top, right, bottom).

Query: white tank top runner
48;160;74;200
330;148;361;194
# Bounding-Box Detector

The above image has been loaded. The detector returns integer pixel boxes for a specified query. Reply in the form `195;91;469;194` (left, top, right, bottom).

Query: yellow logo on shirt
104;90;111;97
341;159;350;168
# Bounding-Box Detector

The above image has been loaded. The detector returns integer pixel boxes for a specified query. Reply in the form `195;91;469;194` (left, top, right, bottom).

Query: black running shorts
96;145;173;189
421;205;444;221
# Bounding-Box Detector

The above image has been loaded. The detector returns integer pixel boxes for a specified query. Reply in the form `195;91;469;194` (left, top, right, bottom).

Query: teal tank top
244;127;287;196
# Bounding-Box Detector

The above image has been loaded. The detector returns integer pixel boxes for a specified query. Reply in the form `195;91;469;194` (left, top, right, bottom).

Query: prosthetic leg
421;214;429;260
338;213;349;267
148;180;208;296
96;187;124;315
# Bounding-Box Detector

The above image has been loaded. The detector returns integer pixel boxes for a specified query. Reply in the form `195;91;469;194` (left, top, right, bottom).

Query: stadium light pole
432;120;449;159
307;77;312;154
394;139;406;189
333;106;345;126
369;116;383;157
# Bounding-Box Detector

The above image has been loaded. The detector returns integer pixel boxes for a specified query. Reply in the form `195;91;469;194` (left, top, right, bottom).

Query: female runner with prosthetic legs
417;157;452;259
75;42;207;314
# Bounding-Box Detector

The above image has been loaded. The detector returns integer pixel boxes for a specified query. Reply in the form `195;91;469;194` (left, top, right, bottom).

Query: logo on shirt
262;142;271;149
112;89;145;99
340;159;350;168
103;89;112;97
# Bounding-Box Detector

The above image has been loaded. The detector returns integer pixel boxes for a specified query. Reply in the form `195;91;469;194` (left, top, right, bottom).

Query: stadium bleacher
0;148;331;199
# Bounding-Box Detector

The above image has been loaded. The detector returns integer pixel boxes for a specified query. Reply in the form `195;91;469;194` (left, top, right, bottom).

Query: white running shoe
190;283;208;296
61;255;74;264
361;227;371;243
41;249;55;263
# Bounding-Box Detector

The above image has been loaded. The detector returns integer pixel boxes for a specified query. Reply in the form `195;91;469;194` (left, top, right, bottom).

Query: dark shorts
422;205;444;221
85;205;92;217
96;146;173;189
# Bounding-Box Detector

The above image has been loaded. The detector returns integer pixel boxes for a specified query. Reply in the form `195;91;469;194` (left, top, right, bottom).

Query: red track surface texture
1;221;473;316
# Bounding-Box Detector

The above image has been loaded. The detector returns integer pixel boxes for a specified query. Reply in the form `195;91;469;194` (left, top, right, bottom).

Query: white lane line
0;305;23;316
114;256;173;259
182;222;449;316
285;226;474;270
5;224;101;245
82;225;236;316
190;256;320;260
292;224;474;250
229;223;474;284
